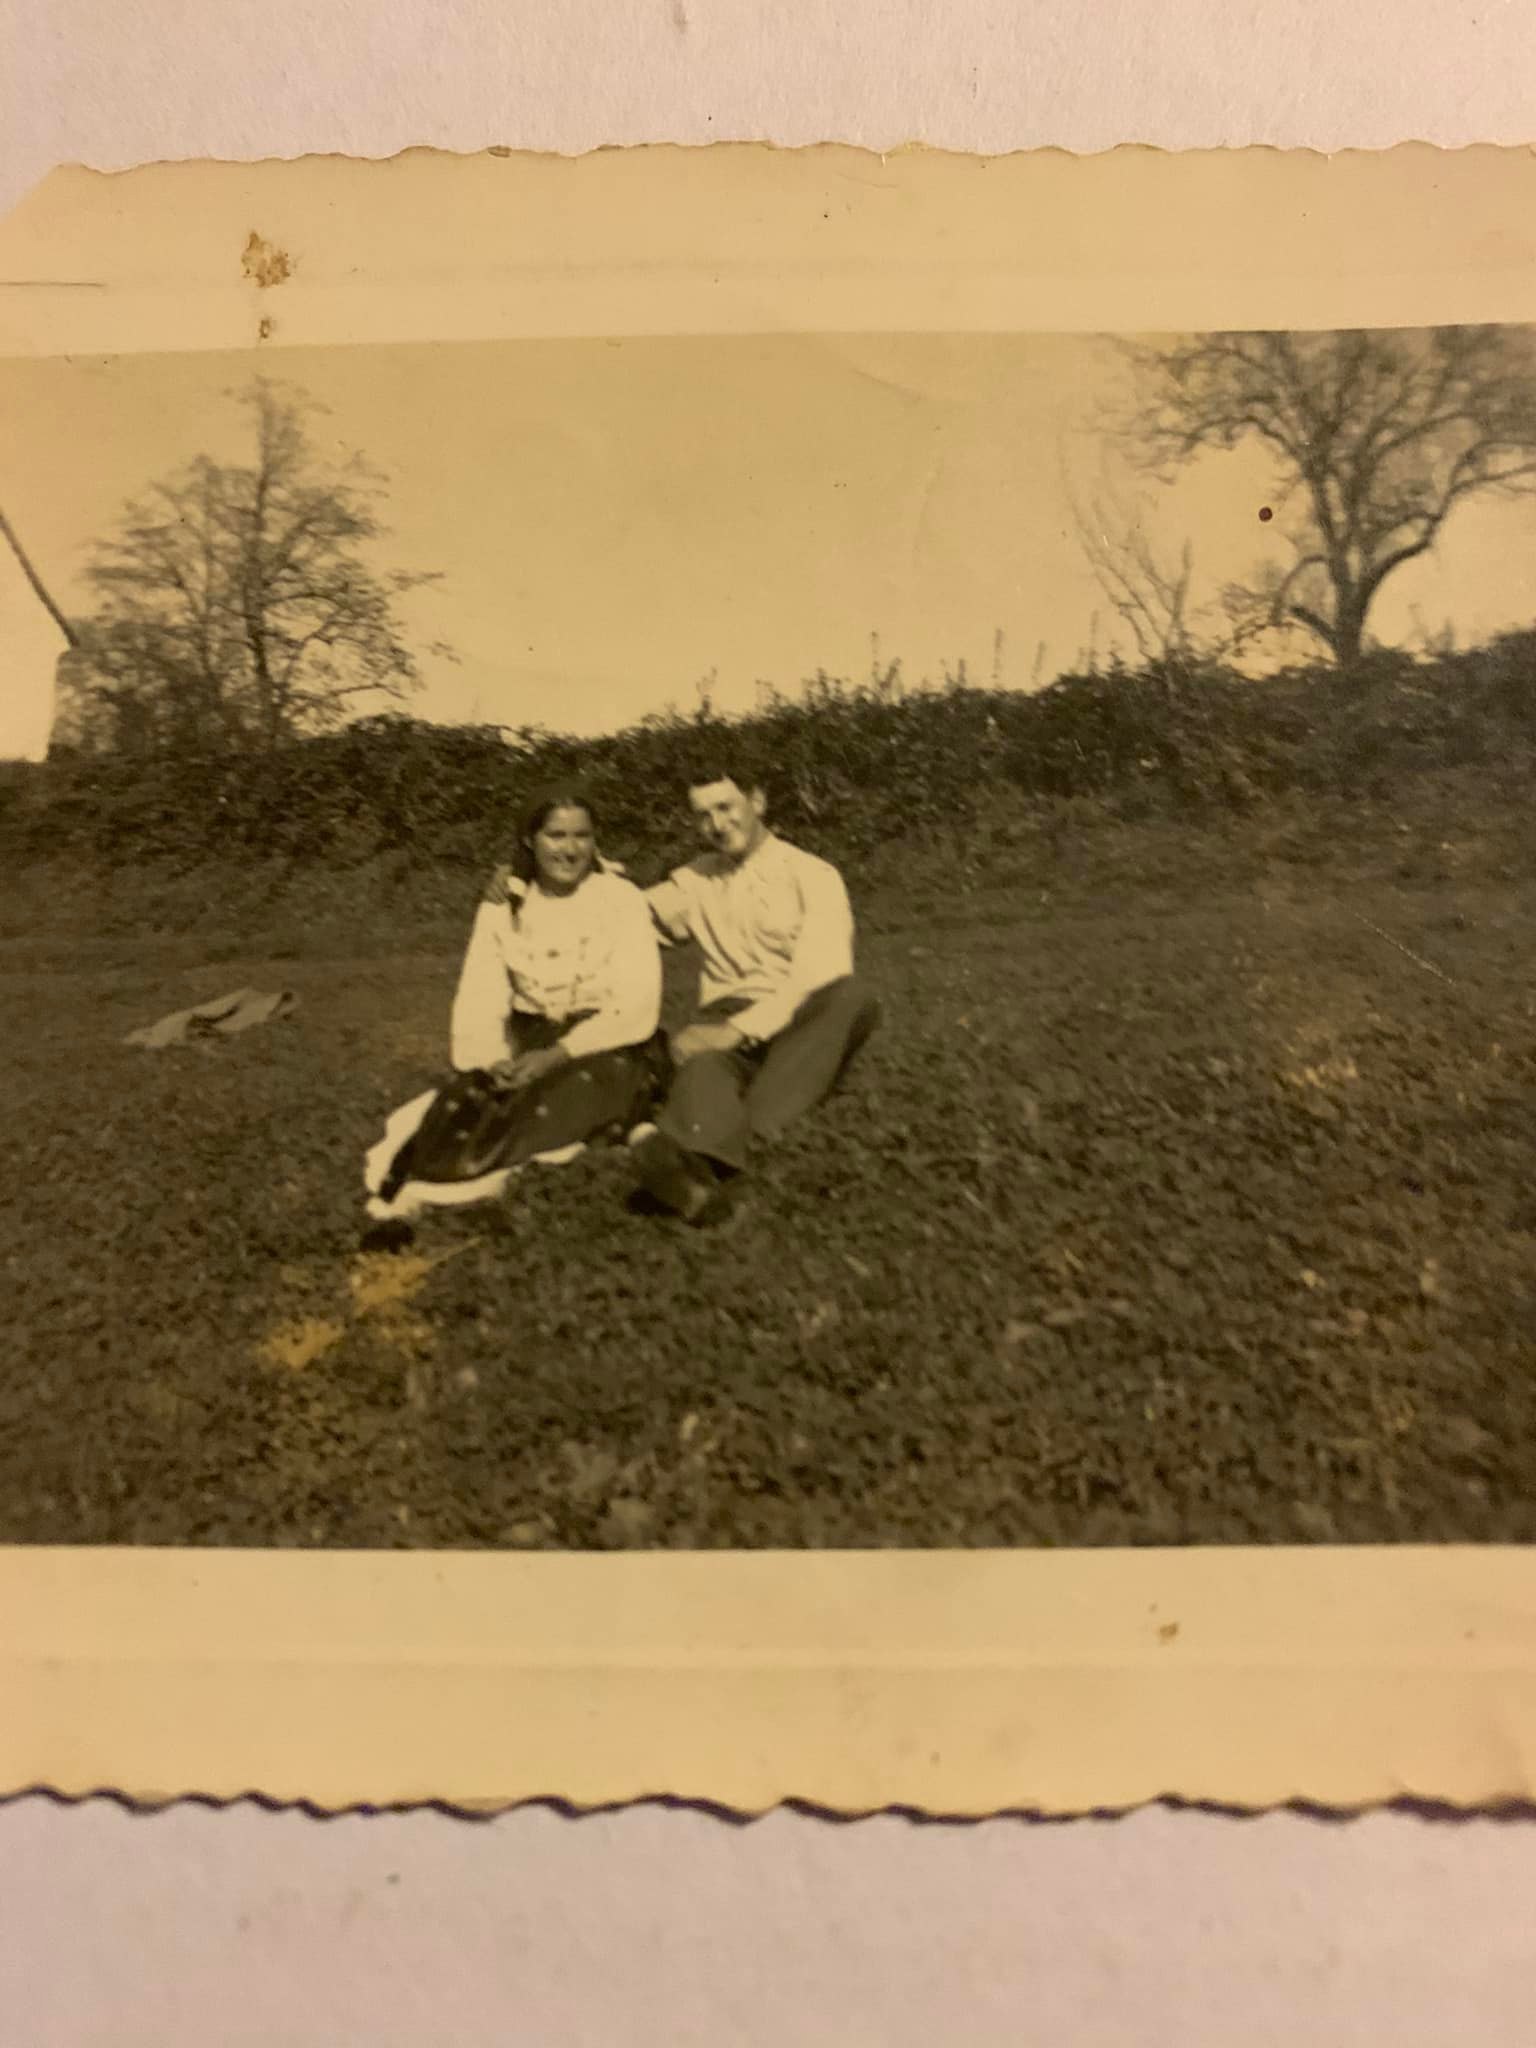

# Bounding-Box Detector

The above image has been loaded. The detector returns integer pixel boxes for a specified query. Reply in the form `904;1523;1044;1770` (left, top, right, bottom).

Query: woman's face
529;804;596;892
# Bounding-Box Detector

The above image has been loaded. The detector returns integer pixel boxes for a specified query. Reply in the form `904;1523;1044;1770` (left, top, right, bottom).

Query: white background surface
7;0;1536;212
1;1797;1531;2045
4;2;1536;2037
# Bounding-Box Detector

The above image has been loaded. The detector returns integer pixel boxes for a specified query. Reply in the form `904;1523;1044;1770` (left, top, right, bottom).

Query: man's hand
671;1020;748;1064
490;1044;572;1092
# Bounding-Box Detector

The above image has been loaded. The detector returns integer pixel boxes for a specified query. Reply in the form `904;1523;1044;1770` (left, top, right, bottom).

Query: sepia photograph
5;307;1536;1557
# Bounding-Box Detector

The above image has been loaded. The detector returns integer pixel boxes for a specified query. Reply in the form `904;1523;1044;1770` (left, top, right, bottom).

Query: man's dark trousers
655;975;881;1174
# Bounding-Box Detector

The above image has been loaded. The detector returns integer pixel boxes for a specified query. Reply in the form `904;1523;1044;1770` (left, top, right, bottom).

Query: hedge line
5;634;1536;879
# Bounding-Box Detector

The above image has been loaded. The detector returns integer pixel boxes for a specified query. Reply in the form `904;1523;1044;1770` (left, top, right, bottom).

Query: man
628;762;881;1225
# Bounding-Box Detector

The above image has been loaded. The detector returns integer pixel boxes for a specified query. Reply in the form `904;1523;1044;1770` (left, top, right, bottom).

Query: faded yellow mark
260;1316;345;1372
347;1238;478;1369
242;231;293;288
375;1306;437;1374
348;1242;469;1315
257;1240;475;1375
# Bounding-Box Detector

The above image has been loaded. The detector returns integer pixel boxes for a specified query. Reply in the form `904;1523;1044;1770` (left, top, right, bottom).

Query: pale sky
4;330;1536;760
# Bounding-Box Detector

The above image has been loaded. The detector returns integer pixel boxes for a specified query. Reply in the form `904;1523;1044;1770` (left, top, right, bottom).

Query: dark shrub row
5;632;1536;880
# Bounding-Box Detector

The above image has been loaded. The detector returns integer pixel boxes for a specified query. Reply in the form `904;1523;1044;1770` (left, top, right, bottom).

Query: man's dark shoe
628;1126;720;1223
688;1179;749;1233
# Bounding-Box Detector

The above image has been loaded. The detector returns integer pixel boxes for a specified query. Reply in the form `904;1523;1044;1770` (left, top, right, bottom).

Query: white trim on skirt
362;1089;585;1223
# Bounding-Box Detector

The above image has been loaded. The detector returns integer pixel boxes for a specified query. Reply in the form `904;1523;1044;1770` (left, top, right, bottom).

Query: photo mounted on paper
3;147;1535;1560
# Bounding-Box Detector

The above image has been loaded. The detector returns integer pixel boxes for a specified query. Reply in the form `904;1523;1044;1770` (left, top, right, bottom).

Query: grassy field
4;778;1535;1550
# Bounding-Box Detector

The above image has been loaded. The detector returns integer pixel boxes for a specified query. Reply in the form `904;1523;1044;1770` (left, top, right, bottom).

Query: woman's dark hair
508;783;599;883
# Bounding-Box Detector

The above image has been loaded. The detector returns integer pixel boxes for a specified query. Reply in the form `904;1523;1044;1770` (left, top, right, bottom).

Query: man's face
689;778;768;862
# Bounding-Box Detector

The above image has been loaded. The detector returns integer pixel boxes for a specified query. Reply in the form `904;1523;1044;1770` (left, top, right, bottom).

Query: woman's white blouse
449;868;663;1071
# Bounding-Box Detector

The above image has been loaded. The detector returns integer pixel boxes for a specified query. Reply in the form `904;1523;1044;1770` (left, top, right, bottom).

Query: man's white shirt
646;833;854;1043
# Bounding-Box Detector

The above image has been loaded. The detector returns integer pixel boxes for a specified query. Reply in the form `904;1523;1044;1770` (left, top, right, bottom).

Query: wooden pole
0;506;78;649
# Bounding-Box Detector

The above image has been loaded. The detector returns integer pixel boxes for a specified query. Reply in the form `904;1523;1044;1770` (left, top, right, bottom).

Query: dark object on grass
125;986;299;1050
359;1217;416;1256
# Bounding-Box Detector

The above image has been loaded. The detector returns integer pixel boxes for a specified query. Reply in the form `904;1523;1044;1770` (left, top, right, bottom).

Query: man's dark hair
682;749;768;802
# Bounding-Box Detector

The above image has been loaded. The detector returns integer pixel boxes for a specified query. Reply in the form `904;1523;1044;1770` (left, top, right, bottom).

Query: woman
364;785;665;1224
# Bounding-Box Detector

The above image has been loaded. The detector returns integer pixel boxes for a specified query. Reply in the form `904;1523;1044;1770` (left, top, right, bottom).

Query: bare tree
1115;325;1536;667
1068;481;1200;666
74;378;452;749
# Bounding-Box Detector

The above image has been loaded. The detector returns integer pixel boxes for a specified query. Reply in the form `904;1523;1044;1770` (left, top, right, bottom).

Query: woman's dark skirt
376;1015;669;1203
